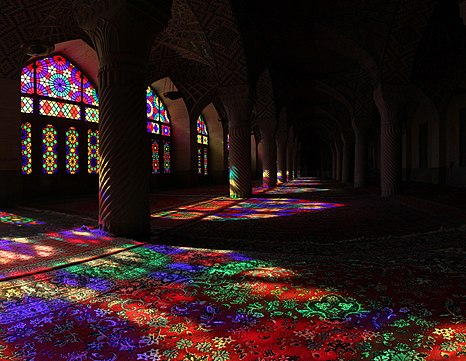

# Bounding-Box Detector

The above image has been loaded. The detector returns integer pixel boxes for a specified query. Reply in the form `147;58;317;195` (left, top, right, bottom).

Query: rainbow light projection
0;211;44;227
87;130;99;174
21;122;32;175
266;187;330;195
0;240;462;360
0;226;141;280
147;87;171;174
65;127;79;174
42;124;58;174
151;197;238;221
204;198;344;221
197;114;208;176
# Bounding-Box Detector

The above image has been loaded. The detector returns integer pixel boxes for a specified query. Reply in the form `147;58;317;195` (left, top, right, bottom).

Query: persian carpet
0;228;464;360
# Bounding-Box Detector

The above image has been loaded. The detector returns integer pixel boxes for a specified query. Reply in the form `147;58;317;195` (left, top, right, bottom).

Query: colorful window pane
21;97;34;114
147;86;171;175
197;114;208;176
88;130;99;174
197;114;208;144
146;87;170;124
66;128;79;174
82;75;99;106
42;124;58;174
162;125;170;136
163;141;170;173
147;121;160;134
85;107;99;123
36;56;82;101
39;99;81;120
152;139;160;174
21;122;32;174
20;63;35;94
198;148;202;175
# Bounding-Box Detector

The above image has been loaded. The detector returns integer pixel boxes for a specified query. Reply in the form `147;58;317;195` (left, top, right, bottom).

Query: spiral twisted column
75;0;171;238
374;85;403;197
276;133;287;184
219;85;252;198
341;135;353;183
335;141;342;182
286;128;294;181
258;124;277;188
292;138;299;179
353;126;369;188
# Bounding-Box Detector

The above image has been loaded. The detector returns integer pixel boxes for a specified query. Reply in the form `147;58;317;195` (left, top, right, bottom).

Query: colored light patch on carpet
0;227;142;280
151;197;238;221
266;187;330;194
0;243;464;360
204;198;344;221
0;211;45;226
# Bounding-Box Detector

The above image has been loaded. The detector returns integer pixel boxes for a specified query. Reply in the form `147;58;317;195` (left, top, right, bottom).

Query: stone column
341;134;353;183
75;0;171;238
335;140;342;182
293;138;299;179
276;131;287;184
374;85;403;197
286;128;294;181
259;123;277;187
219;85;252;198
331;145;337;180
354;126;369;188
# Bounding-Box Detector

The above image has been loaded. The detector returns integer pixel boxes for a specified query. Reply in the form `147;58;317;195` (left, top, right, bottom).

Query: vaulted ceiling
2;0;465;150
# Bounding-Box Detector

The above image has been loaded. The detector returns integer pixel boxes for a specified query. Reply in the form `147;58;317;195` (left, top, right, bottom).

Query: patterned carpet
0;178;465;360
0;230;464;360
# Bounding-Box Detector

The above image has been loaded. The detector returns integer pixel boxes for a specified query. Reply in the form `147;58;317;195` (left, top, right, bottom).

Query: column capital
74;0;171;65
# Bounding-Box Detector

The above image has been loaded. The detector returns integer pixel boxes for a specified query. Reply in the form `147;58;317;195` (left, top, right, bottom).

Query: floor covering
0;178;464;360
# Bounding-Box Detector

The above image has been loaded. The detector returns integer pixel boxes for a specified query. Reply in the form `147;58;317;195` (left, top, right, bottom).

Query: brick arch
380;0;439;84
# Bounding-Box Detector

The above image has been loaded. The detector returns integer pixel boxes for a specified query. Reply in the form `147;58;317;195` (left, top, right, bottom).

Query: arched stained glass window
197;114;208;175
42;124;58;174
66;128;79;174
20;54;99;176
21;54;99;122
146;86;171;174
21;122;32;174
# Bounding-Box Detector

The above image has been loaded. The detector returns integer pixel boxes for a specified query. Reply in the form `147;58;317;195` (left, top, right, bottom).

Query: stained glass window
39;100;81;120
42;124;58;174
198;148;202;175
21;97;33;114
88;130;99;174
147;86;171;174
197;115;208;145
20;54;99;176
152;139;160;174
21;122;32;175
163;142;170;173
197;114;208;176
66;128;79;174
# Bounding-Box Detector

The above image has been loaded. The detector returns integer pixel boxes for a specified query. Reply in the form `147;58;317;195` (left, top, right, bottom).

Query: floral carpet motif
0;239;464;361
